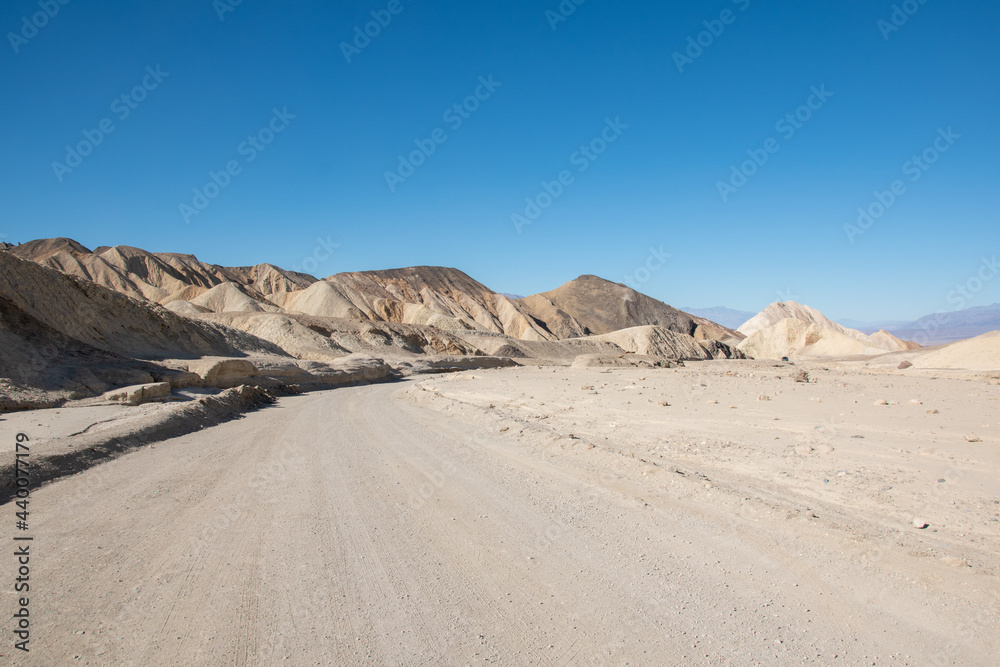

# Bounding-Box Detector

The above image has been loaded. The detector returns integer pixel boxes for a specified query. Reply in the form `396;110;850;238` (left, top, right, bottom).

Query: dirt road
2;379;993;665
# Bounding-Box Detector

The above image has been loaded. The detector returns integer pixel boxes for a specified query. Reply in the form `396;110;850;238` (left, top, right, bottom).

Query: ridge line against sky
1;0;997;322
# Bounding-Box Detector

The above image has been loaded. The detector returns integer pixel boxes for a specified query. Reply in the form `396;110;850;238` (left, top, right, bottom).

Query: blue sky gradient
2;0;998;321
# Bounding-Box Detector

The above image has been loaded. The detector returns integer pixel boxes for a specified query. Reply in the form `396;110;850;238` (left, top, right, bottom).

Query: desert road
2;380;993;665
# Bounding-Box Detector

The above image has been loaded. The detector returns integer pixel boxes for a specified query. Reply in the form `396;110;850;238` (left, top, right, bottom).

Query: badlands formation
737;301;921;359
0;238;749;410
1;238;999;664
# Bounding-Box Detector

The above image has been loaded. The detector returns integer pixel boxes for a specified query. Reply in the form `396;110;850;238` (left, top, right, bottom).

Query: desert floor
2;360;998;665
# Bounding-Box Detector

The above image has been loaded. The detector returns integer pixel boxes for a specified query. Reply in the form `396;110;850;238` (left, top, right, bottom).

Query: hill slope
273;267;557;341
7;238;315;305
888;303;1000;345
521;275;743;343
6;239;742;348
738;301;919;359
0;251;285;361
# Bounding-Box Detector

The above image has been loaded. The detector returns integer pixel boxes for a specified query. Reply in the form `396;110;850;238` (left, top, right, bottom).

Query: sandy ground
0;389;220;456
1;361;998;665
0;405;146;453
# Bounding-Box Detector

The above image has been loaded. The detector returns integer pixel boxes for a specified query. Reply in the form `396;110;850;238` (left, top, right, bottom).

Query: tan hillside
277;267;556;341
737;301;918;358
522;275;694;336
910;331;1000;371
521;275;743;343
5;238;746;378
869;329;922;352
516;293;590;339
188;282;283;314
738;318;889;359
0;294;153;408
581;326;714;361
738;301;850;337
0;251;285;361
9;238;314;305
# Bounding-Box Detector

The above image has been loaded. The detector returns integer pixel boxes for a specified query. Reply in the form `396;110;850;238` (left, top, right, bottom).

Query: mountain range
0;238;751;409
685;303;1000;346
3;237;997;413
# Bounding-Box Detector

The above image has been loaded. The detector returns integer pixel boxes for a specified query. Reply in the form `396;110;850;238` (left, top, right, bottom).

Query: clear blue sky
2;0;998;322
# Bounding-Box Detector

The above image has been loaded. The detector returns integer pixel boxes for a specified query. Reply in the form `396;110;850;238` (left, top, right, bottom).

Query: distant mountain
6;237;315;303
681;307;756;330
520;275;743;343
737;301;919;359
888;303;1000;345
5;239;741;347
274;266;557;341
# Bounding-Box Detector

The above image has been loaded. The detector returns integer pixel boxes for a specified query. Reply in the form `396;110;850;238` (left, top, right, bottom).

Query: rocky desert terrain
1;238;998;665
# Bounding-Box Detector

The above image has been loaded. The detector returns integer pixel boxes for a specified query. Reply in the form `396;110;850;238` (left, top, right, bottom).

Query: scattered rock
940;556;970;568
499;426;509;433
964;434;982;443
188;359;259;389
913;519;929;529
757;394;771;402
926;409;939;414
103;382;172;406
706;400;718;405
908;399;923;405
874;399;888;406
580;385;594;391
792;370;810;383
659;400;670;407
898;361;913;370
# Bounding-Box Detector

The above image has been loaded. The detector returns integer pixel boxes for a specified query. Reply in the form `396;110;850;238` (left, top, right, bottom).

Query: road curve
4;382;931;665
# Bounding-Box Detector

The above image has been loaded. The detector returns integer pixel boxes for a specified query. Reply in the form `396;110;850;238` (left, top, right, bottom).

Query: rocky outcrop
571;354;682;369
104;382;172;405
